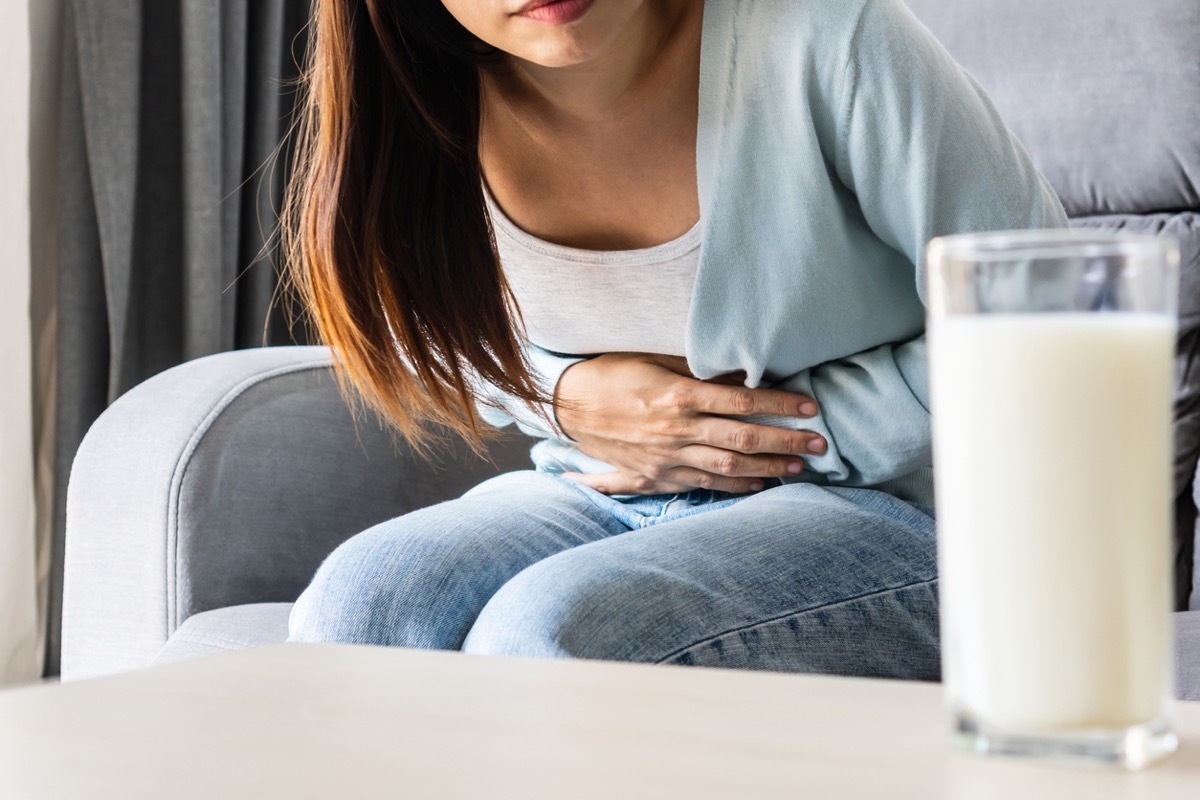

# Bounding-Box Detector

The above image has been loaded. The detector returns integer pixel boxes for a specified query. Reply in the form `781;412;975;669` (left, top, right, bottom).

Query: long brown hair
284;0;546;454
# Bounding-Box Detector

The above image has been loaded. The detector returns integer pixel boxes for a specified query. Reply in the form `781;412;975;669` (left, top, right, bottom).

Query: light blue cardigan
479;0;1068;508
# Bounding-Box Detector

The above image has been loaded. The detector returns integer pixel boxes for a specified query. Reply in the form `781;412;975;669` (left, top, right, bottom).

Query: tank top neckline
482;180;702;268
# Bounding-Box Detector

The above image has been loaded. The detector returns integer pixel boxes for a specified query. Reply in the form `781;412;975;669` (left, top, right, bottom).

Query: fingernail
799;402;817;417
786;461;804;474
807;438;827;454
750;482;765;492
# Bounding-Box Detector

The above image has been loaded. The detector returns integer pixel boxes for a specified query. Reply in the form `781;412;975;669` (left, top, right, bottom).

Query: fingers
671;444;807;480
695;417;827;456
658;467;770;494
554;353;825;497
561;466;775;497
561;471;696;496
671;380;818;419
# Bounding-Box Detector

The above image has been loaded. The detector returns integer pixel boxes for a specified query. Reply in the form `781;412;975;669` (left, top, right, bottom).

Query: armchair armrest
62;346;534;679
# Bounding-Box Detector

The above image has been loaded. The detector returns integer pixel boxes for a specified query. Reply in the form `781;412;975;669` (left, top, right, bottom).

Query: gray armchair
61;0;1200;697
61;346;535;678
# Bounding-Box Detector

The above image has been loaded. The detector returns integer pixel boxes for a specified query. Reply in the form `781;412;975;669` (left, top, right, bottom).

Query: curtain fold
47;0;310;674
28;0;67;687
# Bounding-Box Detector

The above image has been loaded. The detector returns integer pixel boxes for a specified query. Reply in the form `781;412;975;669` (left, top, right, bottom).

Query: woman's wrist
550;360;586;442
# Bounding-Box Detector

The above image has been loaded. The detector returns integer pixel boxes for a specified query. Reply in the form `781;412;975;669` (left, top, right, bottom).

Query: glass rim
927;229;1175;263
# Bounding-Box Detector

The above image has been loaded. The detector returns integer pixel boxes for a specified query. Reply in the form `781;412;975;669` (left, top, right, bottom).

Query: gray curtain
50;0;312;674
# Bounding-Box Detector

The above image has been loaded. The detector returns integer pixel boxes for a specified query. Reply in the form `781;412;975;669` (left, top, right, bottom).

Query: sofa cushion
1073;213;1200;498
1178;610;1200;700
152;603;292;666
1071;213;1200;608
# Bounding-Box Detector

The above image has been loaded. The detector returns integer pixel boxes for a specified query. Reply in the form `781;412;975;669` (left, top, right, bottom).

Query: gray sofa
61;0;1200;696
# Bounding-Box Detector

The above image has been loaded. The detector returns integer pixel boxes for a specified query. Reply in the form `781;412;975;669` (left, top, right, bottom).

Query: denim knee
288;518;493;649
461;556;671;662
462;554;941;677
287;471;624;650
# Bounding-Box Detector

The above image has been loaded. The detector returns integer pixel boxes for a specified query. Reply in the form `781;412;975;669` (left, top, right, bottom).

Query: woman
285;0;1066;677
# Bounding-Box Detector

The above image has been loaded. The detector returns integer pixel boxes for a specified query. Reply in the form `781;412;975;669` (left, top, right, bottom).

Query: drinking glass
926;230;1180;769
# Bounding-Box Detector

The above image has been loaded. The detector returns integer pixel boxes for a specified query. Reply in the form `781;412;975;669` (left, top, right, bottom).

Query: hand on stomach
553;353;826;495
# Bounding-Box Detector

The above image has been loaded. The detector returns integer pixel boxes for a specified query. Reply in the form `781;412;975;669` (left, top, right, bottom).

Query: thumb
560;471;628;496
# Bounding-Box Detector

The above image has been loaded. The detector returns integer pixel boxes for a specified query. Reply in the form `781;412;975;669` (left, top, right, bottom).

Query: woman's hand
553;353;826;495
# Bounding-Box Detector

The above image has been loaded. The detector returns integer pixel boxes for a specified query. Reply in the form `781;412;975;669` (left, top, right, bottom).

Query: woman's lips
516;0;595;25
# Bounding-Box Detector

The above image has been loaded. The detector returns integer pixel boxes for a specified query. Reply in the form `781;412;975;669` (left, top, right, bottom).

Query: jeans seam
652;576;939;665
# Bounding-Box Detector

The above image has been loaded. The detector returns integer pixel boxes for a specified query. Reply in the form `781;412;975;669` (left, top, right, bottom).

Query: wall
0;0;39;684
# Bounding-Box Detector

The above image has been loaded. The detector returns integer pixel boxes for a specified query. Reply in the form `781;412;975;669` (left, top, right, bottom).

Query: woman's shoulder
727;0;927;71
705;0;876;139
714;0;893;96
718;0;964;124
728;0;870;50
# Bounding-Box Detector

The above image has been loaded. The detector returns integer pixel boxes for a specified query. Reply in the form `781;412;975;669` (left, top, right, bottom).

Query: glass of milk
926;230;1180;769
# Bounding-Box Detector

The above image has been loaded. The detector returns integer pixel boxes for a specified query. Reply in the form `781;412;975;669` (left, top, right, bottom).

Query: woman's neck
476;0;703;250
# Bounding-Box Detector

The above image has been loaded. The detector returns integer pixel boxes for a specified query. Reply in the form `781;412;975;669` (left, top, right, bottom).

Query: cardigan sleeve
763;0;1067;488
473;342;586;441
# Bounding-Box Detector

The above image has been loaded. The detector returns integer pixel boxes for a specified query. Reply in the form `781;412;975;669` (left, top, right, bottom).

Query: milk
930;313;1175;731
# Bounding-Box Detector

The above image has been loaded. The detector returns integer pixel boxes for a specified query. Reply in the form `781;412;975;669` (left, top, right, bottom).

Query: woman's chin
496;0;644;70
513;37;602;68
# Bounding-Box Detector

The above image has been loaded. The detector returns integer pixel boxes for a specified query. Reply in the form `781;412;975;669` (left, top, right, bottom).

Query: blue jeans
288;471;940;679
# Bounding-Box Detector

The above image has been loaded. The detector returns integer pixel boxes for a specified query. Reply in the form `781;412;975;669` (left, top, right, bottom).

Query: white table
1;643;1198;799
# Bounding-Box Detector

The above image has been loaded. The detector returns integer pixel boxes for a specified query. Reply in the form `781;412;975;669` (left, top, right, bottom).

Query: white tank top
484;183;700;357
